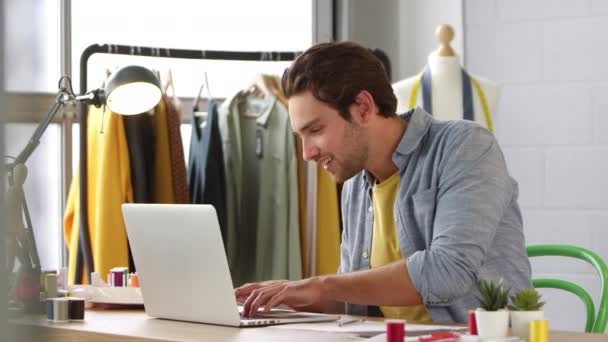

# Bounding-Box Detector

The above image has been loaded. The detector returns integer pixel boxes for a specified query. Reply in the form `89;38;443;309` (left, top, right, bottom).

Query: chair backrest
527;244;608;333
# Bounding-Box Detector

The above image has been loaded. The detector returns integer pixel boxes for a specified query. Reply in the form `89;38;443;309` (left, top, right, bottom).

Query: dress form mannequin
392;25;499;130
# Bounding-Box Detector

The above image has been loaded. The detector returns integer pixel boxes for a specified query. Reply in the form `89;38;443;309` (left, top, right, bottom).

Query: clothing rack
74;44;301;284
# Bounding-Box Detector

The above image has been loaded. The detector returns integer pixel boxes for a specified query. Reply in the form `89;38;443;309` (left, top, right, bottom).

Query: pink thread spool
386;319;405;342
468;310;478;335
111;270;124;287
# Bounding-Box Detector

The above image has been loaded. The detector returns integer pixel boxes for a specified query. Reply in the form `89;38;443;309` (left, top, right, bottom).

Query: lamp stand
4;78;103;313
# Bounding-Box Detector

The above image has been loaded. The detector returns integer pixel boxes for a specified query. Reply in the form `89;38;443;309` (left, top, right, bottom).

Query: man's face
289;91;368;183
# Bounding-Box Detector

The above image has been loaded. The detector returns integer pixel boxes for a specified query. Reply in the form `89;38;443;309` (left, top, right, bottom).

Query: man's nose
302;139;320;162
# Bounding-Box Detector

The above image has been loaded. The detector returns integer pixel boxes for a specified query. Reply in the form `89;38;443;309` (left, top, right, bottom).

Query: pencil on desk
338;318;365;327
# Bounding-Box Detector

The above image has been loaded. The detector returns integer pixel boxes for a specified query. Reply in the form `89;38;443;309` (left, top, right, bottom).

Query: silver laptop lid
122;204;241;326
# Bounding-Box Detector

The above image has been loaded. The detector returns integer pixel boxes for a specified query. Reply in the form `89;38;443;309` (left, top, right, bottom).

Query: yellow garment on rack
276;89;309;277
315;164;341;275
152;97;175;203
63;106;134;284
275;84;340;276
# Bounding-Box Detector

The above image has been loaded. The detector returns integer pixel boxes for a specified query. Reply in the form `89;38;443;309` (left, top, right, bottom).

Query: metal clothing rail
74;43;300;284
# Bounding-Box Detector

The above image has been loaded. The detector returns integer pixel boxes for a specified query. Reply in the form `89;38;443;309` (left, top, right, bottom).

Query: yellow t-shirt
371;171;432;322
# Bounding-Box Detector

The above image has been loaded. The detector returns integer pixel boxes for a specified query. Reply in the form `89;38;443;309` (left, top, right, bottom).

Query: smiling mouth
320;157;333;171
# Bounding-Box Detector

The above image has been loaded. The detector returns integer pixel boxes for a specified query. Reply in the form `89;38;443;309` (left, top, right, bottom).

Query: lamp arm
4;89;73;278
13;90;72;167
75;88;105;108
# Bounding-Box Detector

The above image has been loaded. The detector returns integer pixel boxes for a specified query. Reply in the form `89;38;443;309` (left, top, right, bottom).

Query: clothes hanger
203;71;212;100
240;56;275;118
250;55;280;98
193;72;209;117
154;69;162;90
244;82;266;99
162;69;171;94
256;73;282;98
238;83;263;118
192;83;207;130
243;53;275;99
163;68;179;104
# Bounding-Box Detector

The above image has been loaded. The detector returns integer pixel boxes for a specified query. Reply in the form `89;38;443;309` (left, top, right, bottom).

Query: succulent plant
508;288;545;311
475;279;510;311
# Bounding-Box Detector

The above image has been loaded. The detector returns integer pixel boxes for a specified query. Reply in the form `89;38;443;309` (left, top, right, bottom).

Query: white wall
465;0;608;332
336;0;463;82
399;0;464;80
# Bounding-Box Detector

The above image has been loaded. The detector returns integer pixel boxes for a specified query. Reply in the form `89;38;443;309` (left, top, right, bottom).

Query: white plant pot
510;310;544;342
475;308;510;339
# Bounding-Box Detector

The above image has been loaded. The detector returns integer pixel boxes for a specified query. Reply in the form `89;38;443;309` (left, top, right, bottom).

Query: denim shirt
339;107;532;323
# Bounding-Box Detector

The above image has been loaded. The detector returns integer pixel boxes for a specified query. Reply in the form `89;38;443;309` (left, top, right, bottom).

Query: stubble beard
331;123;368;183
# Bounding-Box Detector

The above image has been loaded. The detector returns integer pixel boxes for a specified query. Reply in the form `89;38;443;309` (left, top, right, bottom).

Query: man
235;41;531;323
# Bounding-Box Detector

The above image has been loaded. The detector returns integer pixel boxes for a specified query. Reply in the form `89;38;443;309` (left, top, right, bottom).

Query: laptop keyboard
240;310;290;319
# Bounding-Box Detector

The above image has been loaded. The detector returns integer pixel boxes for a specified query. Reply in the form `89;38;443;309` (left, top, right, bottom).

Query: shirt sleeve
407;125;514;306
338;181;352;274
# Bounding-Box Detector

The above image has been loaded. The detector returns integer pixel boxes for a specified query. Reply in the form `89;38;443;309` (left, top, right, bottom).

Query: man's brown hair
281;41;397;120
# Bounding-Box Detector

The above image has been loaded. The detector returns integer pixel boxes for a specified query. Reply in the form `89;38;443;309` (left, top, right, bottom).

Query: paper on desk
271;320;466;336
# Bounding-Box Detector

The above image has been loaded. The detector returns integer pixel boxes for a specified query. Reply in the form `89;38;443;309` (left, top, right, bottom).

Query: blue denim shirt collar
394;107;433;157
362;107;433;188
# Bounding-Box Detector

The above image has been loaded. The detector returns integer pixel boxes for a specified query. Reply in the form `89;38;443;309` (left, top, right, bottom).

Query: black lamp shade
104;65;162;115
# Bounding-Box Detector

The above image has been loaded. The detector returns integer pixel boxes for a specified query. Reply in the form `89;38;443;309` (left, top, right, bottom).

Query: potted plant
475;279;510;339
508;288;545;341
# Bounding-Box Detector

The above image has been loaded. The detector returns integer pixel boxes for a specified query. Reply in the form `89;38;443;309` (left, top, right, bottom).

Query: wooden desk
9;309;608;342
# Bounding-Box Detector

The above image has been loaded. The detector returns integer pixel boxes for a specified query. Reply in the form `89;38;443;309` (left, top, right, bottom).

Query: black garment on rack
123;111;156;272
188;100;228;245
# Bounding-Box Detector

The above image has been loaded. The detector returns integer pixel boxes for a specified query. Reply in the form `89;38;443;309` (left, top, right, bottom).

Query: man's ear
352;90;376;125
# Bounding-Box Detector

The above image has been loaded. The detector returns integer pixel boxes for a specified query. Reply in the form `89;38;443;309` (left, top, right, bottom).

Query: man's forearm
320;259;423;307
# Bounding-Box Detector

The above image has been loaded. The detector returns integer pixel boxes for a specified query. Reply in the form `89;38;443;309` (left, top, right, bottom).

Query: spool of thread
530;319;548;342
44;274;58;299
110;267;129;287
46;298;69;322
45;299;55;320
68;297;85;320
54;298;70;322
46;297;86;321
386;319;405;342
111;270;124;287
129;273;140;287
468;310;478;335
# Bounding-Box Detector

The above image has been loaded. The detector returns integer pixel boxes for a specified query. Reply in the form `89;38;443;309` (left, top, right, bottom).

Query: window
5;0;315;272
72;0;313;97
3;123;62;272
3;0;60;92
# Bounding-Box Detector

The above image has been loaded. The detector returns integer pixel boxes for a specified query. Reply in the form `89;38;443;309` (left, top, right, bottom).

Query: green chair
527;244;608;333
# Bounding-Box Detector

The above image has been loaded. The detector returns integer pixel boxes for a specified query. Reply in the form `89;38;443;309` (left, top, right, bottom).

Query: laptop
121;203;341;327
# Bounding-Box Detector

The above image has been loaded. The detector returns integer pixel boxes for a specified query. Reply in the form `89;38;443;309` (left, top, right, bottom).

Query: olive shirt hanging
218;91;302;286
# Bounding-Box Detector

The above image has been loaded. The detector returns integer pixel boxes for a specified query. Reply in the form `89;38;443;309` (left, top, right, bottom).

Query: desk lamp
4;65;161;312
